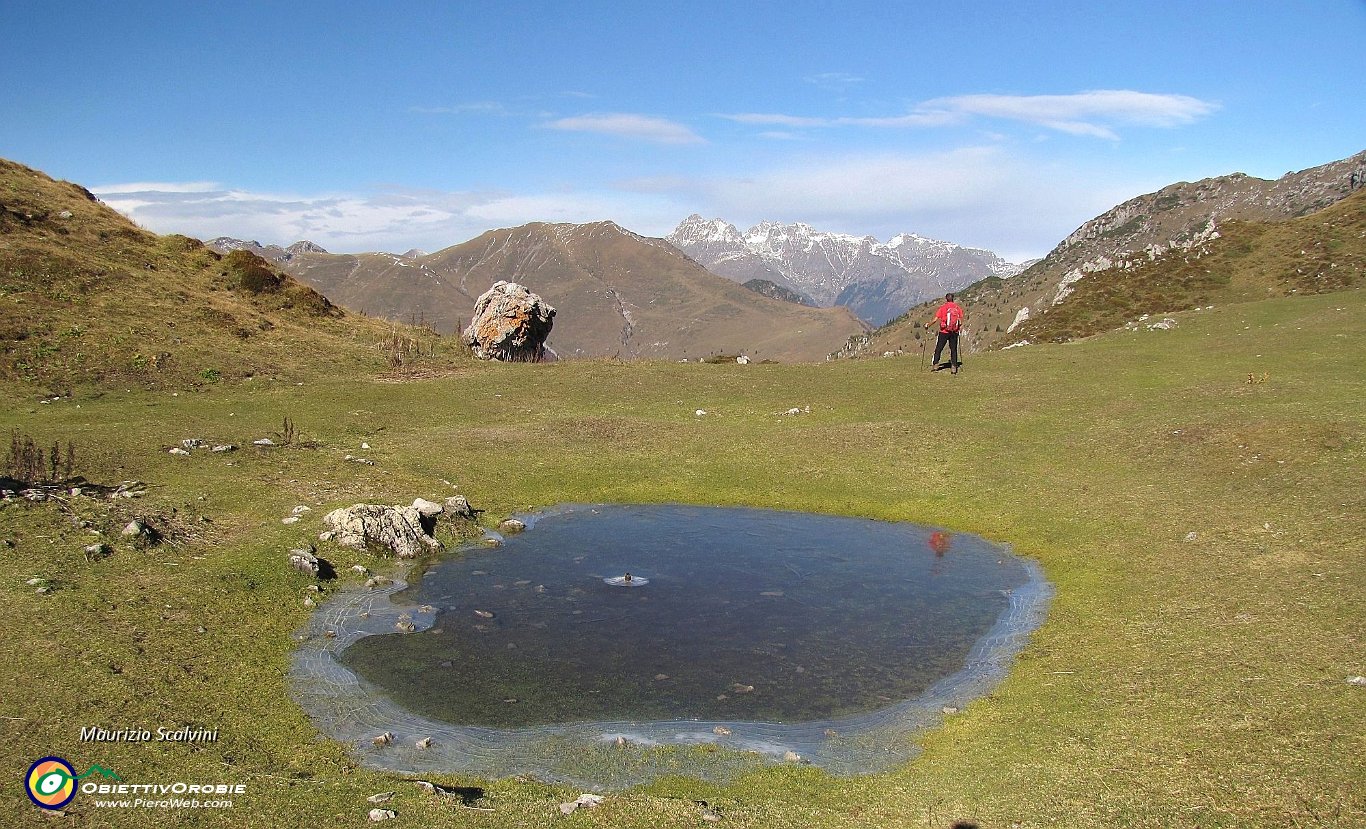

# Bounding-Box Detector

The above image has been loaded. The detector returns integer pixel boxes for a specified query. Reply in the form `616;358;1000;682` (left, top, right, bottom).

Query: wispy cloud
805;72;864;91
409;102;510;115
544;113;705;145
720;89;1218;140
90;181;687;254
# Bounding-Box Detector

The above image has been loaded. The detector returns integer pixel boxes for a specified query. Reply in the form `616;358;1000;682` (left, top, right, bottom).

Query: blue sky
3;1;1363;261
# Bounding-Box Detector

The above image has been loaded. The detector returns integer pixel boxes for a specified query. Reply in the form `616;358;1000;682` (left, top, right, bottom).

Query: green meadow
1;289;1361;827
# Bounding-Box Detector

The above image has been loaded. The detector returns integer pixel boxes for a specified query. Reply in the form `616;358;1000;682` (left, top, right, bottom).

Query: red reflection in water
928;531;951;557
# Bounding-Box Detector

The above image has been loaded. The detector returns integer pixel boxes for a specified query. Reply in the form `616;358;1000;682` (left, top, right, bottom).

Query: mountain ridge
666;215;1020;326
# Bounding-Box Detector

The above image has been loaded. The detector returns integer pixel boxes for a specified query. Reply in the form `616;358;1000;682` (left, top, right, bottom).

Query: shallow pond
291;504;1051;786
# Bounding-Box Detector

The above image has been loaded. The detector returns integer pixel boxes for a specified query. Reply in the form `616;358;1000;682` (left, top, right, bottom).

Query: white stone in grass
1348;676;1366;687
1183;531;1198;542
366;792;395;804
368;808;397;821
169;447;190;456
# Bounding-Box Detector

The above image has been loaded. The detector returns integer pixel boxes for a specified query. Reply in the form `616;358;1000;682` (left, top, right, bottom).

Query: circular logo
26;757;77;810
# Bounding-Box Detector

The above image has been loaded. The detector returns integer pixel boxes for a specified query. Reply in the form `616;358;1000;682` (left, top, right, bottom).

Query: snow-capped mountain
666;216;1020;326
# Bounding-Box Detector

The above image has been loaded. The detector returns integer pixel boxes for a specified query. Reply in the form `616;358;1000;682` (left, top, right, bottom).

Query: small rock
292;505;312;515
783;750;802;763
411;498;443;517
367;792;395;804
288;550;320;577
303;596;316;608
281;515;301;525
695;409;707;416
614;736;628;748
730;683;754;694
712;725;732;736
361;442;371;450
655;673;669;681
168;447;191;456
211;444;237;453
252;438;276;447
121;520;146;537
1183;531;1198;542
372;732;394;746
84;542;112;559
395;620;416;633
444;495;475;518
559;794;604;814
474;609;494;619
368;808;397;822
942;706;960;715
351;564;370;575
58;209;73;219
181;438;204;449
1348;676;1366;687
415;736;433;749
498;518;526;534
702;812;722;823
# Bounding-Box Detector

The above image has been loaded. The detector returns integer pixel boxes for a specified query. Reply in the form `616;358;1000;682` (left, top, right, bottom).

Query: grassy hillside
867;187;1366;358
285;221;867;362
1;284;1361;827
0;158;451;392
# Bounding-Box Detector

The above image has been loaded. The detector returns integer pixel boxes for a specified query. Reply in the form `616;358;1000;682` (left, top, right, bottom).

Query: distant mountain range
861;148;1366;356
666;216;1023;326
224;221;868;362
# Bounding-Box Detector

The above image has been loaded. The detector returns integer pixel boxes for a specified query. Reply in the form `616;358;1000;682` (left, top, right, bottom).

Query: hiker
924;292;965;374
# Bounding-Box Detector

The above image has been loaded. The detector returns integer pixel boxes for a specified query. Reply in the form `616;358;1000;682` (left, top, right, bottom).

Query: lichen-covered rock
462;281;555;362
321;504;442;559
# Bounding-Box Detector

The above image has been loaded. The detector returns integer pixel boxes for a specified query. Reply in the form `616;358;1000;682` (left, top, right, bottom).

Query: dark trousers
932;331;959;367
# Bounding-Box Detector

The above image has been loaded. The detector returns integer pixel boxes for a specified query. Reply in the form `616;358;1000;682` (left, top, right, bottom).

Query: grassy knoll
0;289;1361;827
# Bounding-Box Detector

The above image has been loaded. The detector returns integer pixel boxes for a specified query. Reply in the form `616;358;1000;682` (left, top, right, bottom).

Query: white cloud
93;181;221;195
720;89;1218;140
544;113;705;144
90;181;688;254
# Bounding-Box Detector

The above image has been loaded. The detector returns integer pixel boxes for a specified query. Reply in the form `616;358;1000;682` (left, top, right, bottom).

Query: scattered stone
474;609;495;619
364;576;394;589
83;542;112;561
444;495;475;518
1348;676;1366;687
58;209;73;219
498;518;526;534
372;732;394;746
281;516;301;525
351;564;370;576
303;596;316;608
211;444;238;453
712;726;732;736
288;549;320;577
322;503;443;559
395;619;416;633
344;455;376;465
121;520;145;537
1183;531;1199;542
181;438;205;449
730;683;754;694
411;498;443;518
415;736;433;749
168;447;191;456
292;505;312;515
367;792;395;804
252;438;276;447
368;808;397;822
614;736;628;748
655;673;669;681
558;794;605;816
942;706;960;715
783;750;802;763
695;409;707;416
702;812;722;823
462;280;556;362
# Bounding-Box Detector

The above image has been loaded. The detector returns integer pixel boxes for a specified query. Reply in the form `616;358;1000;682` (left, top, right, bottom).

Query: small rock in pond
614;736;628;748
498;518;526;534
942;706;960;715
368;808;397;822
712;726;732;736
367;792;394;803
396;620;415;633
415;736;433;749
372;732;394;746
474;609;494;618
783;750;802;763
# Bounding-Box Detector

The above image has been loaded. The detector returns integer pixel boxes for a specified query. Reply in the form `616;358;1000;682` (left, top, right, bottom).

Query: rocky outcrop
320;503;443;559
462;281;555;362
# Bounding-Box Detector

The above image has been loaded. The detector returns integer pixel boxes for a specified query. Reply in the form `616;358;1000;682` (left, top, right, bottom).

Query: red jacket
934;301;965;333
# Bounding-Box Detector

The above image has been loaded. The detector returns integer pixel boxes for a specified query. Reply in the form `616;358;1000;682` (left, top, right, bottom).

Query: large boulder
320;503;442;559
462;281;555;362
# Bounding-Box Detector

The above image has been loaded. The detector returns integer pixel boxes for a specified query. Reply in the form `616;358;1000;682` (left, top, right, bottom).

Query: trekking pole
919;338;926;370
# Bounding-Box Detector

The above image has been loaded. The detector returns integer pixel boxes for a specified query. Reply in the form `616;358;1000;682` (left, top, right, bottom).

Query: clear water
338;504;1028;729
